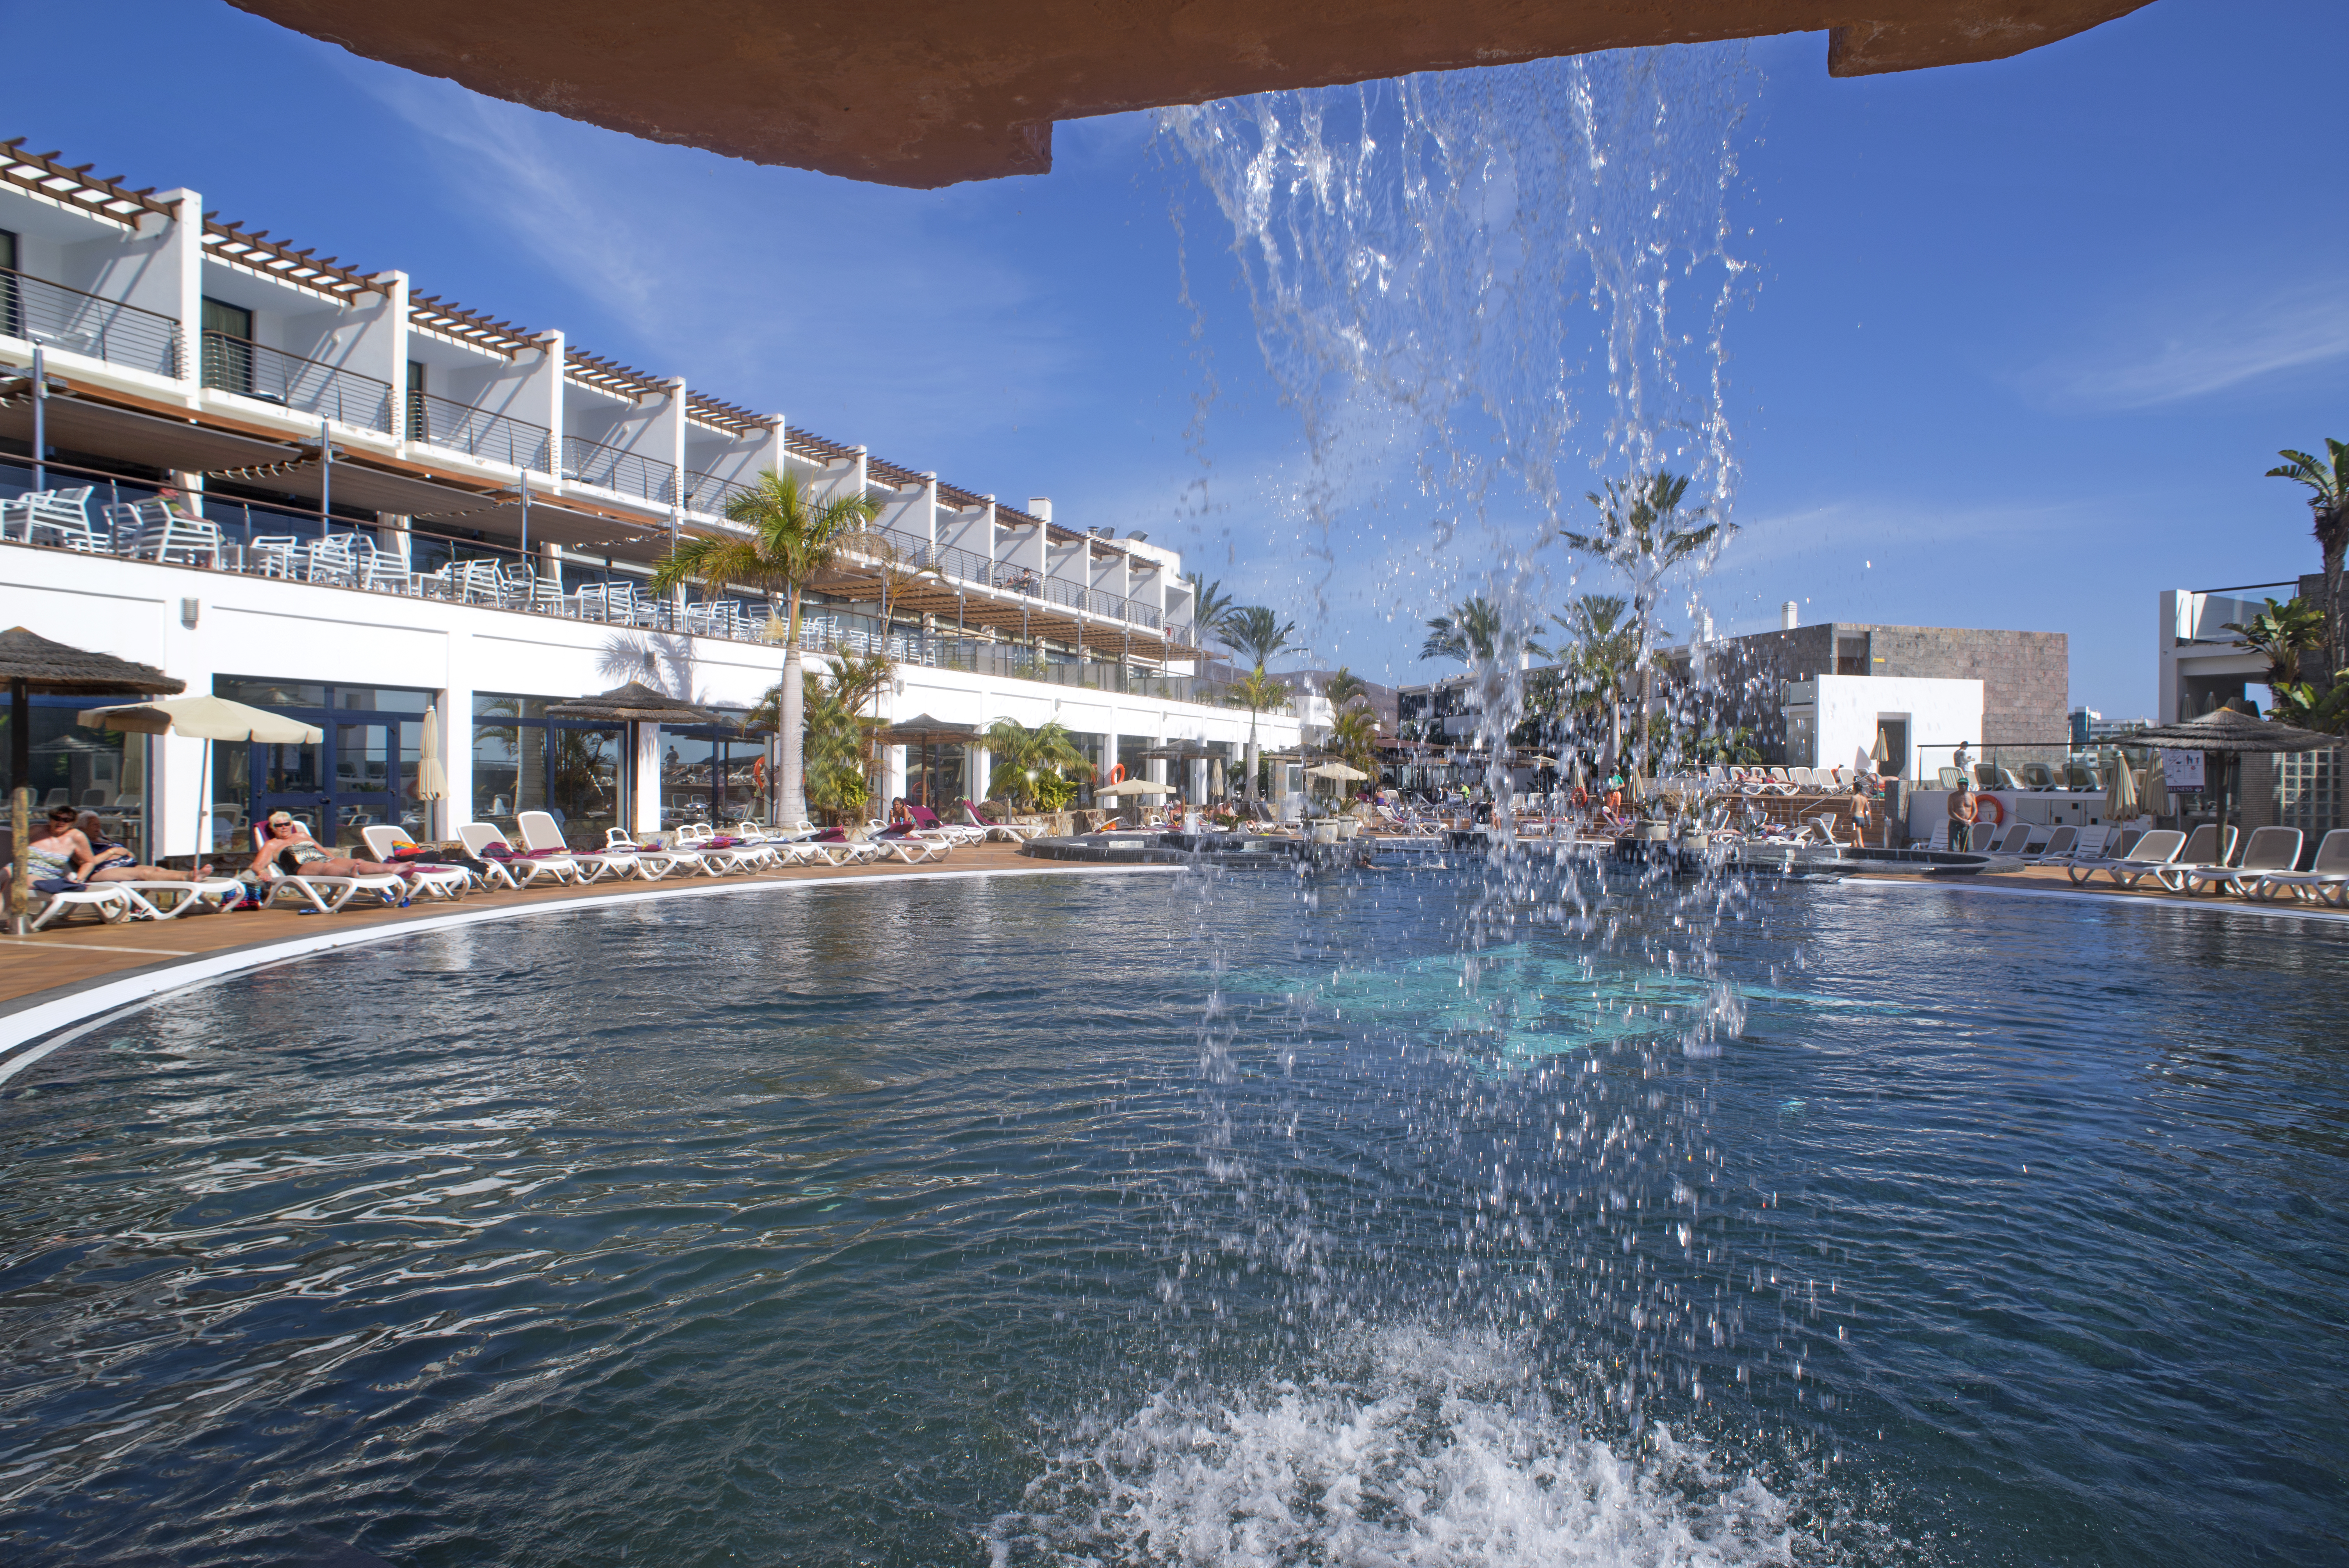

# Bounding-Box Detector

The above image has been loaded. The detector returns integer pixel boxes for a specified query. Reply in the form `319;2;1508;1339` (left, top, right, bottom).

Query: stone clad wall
1854;624;2070;752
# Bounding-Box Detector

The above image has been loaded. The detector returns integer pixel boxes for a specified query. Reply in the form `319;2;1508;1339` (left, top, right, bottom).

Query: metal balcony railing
0;266;181;377
406;390;552;472
684;469;756;518
202;330;393;432
562;434;677;505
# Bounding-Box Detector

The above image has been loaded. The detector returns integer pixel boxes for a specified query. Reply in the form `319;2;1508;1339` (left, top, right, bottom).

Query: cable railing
201;330;393;432
683;469;756;518
406;390;551;472
562;434;677;505
0;266;181;378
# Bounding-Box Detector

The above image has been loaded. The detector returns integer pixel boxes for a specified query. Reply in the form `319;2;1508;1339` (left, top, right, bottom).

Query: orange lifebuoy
1108;763;1126;784
1974;793;2005;826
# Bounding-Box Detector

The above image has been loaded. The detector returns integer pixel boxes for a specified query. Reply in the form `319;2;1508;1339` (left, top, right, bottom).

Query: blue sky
5;0;2343;717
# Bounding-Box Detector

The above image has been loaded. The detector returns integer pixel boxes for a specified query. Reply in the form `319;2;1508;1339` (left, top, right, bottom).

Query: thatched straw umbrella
2126;706;2340;841
544;682;728;837
0;628;184;933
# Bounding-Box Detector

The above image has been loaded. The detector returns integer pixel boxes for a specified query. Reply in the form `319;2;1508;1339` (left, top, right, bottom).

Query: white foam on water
991;1323;1803;1566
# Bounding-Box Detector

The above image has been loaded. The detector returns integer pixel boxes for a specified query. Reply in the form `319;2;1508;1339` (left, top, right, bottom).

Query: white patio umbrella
1305;762;1370;780
78;696;323;859
2103;749;2137;821
418;704;448;832
1094;777;1174;796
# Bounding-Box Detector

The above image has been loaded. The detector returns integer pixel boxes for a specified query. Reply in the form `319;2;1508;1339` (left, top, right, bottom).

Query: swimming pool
1;868;2343;1564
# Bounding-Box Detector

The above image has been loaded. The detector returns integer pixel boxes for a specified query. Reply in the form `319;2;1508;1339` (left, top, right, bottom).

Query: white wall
1812;674;1981;779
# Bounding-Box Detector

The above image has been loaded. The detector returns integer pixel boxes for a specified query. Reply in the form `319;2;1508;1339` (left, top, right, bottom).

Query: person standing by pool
1948;778;1977;852
1848;773;1875;847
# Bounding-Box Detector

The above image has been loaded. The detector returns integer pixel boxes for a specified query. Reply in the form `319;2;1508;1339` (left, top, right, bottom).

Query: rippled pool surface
1;869;2344;1566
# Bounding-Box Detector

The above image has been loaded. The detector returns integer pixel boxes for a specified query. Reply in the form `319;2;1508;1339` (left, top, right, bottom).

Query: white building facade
0;143;1294;855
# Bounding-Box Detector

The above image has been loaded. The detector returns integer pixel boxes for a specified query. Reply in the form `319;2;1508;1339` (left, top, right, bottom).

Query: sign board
2159;750;2205;789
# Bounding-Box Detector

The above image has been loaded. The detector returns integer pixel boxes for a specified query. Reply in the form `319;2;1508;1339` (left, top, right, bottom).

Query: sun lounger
2095;828;2187;889
864;825;950;863
2249;827;2349;905
2149;823;2237;892
676;821;765;873
909;805;986;845
459;821;577;888
250;825;408;912
2019;825;2077;863
118;877;251;919
2183;826;2301;897
962;804;1036;843
23;879;137;929
517;811;629;882
359;825;476;900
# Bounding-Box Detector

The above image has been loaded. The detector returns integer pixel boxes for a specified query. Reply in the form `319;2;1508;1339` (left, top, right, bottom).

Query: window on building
0;692;150;860
200;296;255;395
658;717;758;828
472;694;626;846
1835;636;1869;677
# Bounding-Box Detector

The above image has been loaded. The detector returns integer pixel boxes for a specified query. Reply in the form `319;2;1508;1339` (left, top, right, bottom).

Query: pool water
0;869;2343;1565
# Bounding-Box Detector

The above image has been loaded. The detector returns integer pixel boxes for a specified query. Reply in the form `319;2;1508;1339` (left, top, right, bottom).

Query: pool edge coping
0;864;1183;1077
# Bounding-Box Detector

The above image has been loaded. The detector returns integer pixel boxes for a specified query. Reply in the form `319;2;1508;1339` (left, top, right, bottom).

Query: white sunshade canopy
77;695;324;744
1094;777;1174;796
1305;761;1371;780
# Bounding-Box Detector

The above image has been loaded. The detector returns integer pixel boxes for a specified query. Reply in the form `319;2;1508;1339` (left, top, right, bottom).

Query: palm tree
978;717;1093;810
1229;663;1292;802
1543;593;1638;769
1328;702;1379;789
1561;472;1721;773
1420;597;1506;664
2267;440;2349;682
651;468;880;828
2222;597;2326;693
1324;666;1370;710
1223;605;1299;670
1185;574;1240;647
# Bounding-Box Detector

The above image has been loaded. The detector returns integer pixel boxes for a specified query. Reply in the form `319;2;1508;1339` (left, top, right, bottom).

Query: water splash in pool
991;1322;1804;1567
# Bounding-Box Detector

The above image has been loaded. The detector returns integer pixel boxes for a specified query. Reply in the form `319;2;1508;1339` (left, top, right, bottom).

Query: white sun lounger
2182;826;2301;897
2249;827;2349;905
460;821;577;888
359;825;474;901
963;805;1038;842
250;826;409;912
2150;823;2237;892
675;821;764;873
25;880;137;930
2021;825;2077;864
117;877;251;919
517;811;626;882
602;826;708;880
2096;828;2186;889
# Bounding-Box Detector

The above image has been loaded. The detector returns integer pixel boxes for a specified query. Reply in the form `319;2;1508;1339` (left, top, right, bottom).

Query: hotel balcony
2;141;1205;674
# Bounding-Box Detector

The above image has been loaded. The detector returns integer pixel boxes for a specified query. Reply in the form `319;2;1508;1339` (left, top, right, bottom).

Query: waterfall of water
1159;43;1756;776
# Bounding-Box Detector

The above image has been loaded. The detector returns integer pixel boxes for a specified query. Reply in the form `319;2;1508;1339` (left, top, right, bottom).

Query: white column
884;744;907;814
968;743;991;805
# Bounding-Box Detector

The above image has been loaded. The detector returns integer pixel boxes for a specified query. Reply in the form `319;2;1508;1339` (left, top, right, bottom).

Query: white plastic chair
27;881;137;929
458;821;575;887
359;824;474;900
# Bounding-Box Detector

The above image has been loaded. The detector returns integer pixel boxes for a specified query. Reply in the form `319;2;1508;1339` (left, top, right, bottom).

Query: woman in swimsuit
23;806;212;884
71;810;212;882
246;811;405;880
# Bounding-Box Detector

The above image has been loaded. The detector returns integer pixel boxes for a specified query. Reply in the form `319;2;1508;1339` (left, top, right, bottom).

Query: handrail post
31;345;46;490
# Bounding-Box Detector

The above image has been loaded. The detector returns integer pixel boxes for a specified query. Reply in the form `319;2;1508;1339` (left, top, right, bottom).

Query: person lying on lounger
25;805;213;883
71;810;214;882
248;811;405;880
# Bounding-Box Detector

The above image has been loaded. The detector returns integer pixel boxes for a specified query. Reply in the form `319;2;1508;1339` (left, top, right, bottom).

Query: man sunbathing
248;811;405;880
70;810;215;882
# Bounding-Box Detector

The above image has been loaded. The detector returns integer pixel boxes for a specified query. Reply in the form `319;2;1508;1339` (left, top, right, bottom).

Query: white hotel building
0;142;1303;857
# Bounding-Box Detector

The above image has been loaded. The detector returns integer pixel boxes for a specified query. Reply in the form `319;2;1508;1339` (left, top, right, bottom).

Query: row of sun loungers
16;810;1001;928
